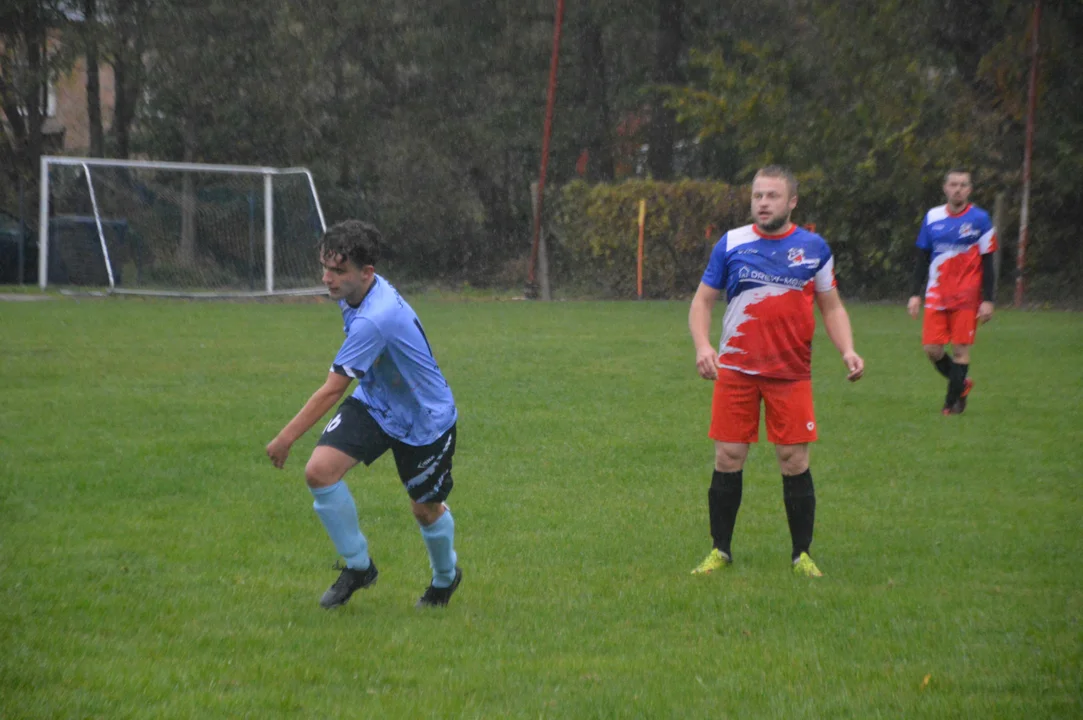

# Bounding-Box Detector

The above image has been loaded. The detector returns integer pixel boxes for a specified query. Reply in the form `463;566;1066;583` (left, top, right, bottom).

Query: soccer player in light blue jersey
267;220;462;609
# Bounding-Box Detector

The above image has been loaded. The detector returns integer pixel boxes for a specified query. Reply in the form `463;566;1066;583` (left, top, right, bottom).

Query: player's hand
266;435;292;469
842;351;864;382
977;301;995;324
695;346;719;380
907;296;922;319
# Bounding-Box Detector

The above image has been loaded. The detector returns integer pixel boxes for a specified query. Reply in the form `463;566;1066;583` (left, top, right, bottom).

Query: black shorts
316;397;456;503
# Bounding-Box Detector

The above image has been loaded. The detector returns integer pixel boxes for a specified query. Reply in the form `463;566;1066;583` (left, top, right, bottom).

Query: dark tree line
2;0;1080;297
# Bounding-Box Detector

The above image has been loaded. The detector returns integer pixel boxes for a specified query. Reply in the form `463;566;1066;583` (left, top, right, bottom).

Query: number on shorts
324;413;342;434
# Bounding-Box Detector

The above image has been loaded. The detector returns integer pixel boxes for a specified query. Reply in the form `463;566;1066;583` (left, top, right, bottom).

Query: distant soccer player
688;166;864;578
907;170;997;415
266;220;462;609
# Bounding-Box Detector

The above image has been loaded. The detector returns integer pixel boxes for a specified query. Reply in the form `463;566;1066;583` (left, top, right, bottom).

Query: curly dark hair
319;219;382;268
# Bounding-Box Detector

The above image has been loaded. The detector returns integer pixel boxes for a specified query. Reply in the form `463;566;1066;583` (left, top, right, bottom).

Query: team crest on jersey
787;247;819;268
959;223;979;239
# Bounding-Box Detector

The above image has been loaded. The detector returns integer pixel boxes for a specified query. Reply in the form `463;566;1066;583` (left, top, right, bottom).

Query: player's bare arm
907;295;922;319
689;282;722;380
267;371;353;468
815;289;864;382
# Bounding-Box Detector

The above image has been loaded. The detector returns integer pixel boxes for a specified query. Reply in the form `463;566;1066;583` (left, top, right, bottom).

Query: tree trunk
110;0;146;159
0;4;49;212
580;17;614;182
25;15;45;174
469;165;516;270
647;0;683;181
993;191;1006;296
0;72;28;186
179;119;197;266
530;181;551;300
333;51;350;187
84;0;104;157
112;54;132;157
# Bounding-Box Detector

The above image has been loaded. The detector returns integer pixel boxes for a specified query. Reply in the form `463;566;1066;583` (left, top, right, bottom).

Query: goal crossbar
38;156;328;294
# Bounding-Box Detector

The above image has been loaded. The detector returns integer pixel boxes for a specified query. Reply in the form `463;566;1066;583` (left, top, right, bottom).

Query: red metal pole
528;0;565;293
1015;0;1041;308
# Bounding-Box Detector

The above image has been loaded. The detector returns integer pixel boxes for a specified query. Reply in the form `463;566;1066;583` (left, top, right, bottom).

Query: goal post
38;156;328;296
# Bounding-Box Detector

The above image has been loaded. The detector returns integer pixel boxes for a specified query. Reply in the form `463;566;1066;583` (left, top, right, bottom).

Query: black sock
782;469;815;561
946;362;969;407
708;470;742;558
933;355;954;379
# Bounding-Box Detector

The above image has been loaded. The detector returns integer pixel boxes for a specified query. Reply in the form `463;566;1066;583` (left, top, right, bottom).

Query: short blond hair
754;165;798;197
944;169;971;184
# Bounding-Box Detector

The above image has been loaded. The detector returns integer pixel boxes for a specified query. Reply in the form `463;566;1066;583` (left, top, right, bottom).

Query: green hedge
551;179;751;299
549;178;921;300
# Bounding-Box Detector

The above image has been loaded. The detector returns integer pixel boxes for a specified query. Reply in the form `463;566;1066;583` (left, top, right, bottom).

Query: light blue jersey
330;275;457;446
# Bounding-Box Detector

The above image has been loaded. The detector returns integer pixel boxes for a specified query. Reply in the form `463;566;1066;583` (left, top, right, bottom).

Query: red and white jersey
701;224;837;380
916;204;997;310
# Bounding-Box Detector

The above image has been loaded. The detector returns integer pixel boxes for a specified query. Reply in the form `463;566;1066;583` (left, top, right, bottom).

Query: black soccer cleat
416;567;462;608
320;560;378;609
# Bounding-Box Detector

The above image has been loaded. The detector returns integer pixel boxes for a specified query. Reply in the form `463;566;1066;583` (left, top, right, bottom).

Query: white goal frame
38;155;328;295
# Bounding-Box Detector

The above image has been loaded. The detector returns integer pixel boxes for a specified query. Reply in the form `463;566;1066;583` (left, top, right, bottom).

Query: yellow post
637;199;646;300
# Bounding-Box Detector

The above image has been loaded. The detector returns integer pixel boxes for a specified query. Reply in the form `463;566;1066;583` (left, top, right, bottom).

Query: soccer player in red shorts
907;170;997;415
688;166;864;578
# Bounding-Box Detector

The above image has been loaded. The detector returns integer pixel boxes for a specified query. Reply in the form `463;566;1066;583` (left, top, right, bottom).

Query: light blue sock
419;509;457;588
311;481;370;570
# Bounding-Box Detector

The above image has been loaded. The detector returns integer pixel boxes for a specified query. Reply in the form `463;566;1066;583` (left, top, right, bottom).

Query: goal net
38;156;327;296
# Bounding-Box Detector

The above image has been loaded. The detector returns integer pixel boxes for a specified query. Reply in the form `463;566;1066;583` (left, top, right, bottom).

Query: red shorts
922;307;977;346
709;368;817;445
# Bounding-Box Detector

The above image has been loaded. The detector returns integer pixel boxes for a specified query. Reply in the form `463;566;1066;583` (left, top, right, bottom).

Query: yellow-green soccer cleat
792;552;823;578
691;548;732;575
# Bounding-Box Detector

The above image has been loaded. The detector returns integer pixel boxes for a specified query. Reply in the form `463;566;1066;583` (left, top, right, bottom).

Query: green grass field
1;294;1080;718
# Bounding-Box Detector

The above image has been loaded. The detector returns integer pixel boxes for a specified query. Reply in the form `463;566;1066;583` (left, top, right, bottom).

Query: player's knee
952;346;970;363
411;500;444;526
923;345;945;361
304;457;337;488
776;445;809;475
714;443;747;471
779;458;809;476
